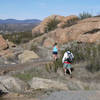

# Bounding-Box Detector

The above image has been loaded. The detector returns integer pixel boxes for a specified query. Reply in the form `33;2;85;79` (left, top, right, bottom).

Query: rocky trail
0;59;100;100
0;58;52;75
42;91;100;100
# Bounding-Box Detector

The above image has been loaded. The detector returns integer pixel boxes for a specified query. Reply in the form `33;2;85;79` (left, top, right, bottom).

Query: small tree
45;18;60;33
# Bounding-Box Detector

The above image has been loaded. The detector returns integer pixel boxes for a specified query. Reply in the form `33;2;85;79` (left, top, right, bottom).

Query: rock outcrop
32;15;78;36
32;16;100;48
0;76;28;92
0;35;8;50
18;50;39;63
29;77;68;90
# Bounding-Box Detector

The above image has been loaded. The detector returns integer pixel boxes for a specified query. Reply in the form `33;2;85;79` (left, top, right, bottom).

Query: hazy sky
0;0;100;20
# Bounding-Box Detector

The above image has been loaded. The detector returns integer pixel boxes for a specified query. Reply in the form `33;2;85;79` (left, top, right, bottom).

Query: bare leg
64;68;67;75
53;54;55;60
67;68;72;78
55;55;58;60
53;54;58;61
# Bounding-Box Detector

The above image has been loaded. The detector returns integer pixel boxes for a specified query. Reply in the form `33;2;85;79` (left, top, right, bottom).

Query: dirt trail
0;59;52;75
43;91;100;100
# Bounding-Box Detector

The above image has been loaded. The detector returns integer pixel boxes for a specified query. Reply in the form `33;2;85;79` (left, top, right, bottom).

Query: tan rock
29;77;68;90
18;50;39;63
0;76;28;92
0;49;14;58
57;15;79;28
43;38;54;48
0;35;8;51
32;16;100;47
6;40;16;48
32;15;69;35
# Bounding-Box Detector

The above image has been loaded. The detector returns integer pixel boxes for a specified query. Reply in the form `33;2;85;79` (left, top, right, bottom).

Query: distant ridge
0;19;41;33
0;19;41;24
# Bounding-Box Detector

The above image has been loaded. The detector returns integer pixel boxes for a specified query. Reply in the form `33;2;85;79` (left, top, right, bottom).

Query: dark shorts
53;52;58;55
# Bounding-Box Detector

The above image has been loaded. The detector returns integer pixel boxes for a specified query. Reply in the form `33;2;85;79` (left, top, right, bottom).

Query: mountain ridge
0;19;41;33
0;19;41;24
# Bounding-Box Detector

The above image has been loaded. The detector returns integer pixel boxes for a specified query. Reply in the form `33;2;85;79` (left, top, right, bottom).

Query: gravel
43;91;100;100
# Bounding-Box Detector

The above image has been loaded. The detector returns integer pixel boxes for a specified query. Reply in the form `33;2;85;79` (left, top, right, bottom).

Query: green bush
3;31;33;44
45;58;63;73
3;31;42;44
79;12;92;20
62;42;100;73
45;42;100;73
45;18;60;32
13;72;33;82
62;18;78;28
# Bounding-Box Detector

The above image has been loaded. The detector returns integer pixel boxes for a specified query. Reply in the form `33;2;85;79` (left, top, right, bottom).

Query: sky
0;0;100;20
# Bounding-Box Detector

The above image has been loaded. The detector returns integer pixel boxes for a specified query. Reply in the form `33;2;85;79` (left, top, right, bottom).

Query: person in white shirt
62;51;74;78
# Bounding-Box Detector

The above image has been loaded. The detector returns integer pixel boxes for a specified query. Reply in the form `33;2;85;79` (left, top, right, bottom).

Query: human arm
62;52;68;63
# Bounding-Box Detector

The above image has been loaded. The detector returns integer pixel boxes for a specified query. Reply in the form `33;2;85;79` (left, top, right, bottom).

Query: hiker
52;42;58;61
62;51;74;78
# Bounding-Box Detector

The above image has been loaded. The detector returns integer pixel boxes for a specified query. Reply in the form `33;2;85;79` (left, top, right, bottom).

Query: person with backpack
52;42;59;61
62;51;74;78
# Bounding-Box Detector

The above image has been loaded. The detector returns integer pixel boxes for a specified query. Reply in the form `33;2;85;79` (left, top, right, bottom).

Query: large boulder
57;15;78;28
0;49;14;58
43;28;69;47
32;15;78;36
18;50;39;63
0;76;28;92
6;40;16;48
0;35;8;51
31;17;100;47
28;77;68;90
65;17;100;42
0;83;8;93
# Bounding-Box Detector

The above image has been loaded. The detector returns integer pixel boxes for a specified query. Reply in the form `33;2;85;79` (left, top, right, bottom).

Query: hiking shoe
70;74;72;78
64;72;66;75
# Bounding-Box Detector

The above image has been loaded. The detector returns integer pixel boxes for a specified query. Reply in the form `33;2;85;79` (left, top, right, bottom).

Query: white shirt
62;52;74;63
62;52;69;63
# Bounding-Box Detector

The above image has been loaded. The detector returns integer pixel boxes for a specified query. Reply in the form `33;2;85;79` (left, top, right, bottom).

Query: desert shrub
45;41;100;73
45;63;53;73
62;18;79;28
53;58;63;72
45;57;63;73
3;31;42;44
45;18;60;32
3;31;33;44
79;12;92;20
30;45;39;53
61;42;100;73
13;73;33;82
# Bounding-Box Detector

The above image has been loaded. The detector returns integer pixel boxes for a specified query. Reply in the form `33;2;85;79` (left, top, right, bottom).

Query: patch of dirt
0;93;38;100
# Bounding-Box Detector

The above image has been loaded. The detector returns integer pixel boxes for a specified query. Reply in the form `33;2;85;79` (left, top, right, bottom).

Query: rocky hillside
0;35;40;66
1;15;100;100
32;15;100;48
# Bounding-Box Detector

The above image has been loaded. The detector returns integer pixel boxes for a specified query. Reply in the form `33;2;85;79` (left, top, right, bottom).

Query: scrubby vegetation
62;42;100;73
13;67;45;82
62;18;79;28
50;42;100;73
45;58;63;73
3;31;42;44
79;12;92;20
3;31;32;44
45;18;60;32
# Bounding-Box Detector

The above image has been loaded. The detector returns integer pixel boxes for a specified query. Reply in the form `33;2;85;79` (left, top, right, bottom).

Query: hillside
0;19;41;34
1;15;100;100
32;15;100;48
